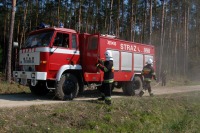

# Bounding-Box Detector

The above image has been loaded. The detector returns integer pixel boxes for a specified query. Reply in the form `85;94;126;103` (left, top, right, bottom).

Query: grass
0;72;30;94
0;74;200;132
0;81;30;94
151;78;200;88
0;90;200;132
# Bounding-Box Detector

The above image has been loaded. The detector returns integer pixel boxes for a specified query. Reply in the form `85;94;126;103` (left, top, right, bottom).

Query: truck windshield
22;31;54;48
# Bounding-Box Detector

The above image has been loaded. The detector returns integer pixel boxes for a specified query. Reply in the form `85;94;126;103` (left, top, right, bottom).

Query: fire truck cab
13;27;155;100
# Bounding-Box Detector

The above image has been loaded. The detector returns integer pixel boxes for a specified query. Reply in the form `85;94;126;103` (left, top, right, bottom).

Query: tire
133;76;143;90
113;82;123;89
122;76;143;96
122;81;135;96
55;73;79;100
29;81;50;96
111;83;115;91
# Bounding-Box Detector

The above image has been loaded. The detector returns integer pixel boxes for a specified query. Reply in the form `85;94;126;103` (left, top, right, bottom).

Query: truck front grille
22;65;35;71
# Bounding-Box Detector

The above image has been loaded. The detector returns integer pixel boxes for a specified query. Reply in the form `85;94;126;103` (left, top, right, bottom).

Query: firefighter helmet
147;58;153;65
105;50;113;61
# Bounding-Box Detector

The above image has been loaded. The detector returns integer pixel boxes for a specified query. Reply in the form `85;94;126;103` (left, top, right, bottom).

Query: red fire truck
13;27;155;100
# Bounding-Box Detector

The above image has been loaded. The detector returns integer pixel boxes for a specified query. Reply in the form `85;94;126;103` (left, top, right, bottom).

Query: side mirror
50;48;54;54
13;42;19;48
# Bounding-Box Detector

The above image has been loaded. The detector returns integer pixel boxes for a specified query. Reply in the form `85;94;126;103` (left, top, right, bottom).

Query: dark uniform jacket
141;64;156;81
97;60;114;83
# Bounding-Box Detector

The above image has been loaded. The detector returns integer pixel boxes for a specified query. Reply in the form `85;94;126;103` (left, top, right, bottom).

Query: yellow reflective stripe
144;78;151;81
104;67;108;72
112;66;114;72
104;79;114;83
105;97;111;100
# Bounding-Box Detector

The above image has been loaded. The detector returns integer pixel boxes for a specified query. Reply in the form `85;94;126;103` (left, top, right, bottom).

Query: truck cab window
62;34;69;48
88;36;98;50
72;34;77;49
54;33;70;48
23;31;53;48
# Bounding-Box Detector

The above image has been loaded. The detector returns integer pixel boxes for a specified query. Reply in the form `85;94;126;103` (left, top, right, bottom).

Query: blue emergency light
59;22;64;28
37;23;50;29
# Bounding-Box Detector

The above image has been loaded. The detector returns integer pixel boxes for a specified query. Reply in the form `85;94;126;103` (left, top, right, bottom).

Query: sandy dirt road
0;85;200;108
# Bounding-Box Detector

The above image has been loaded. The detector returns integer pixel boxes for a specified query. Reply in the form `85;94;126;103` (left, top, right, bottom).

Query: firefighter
139;58;157;97
96;50;114;105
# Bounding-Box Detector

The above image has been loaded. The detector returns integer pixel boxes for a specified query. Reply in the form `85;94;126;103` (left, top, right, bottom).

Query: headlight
31;73;35;78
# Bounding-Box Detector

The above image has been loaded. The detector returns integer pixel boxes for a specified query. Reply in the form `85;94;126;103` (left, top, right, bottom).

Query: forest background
0;0;200;82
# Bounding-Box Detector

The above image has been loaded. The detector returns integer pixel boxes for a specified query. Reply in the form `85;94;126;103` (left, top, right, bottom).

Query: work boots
105;99;111;105
149;93;154;97
97;97;105;101
139;90;154;97
98;97;111;105
139;90;145;97
98;93;105;101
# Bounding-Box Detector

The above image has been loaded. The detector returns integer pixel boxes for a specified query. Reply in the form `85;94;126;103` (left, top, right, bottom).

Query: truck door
49;32;79;78
84;34;99;73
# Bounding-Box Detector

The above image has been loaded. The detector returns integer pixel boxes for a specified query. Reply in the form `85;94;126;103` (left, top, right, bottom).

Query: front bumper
13;71;47;86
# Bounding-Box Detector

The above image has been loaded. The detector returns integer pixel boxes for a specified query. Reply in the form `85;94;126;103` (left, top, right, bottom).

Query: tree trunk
57;0;60;26
149;0;152;44
19;1;29;47
35;0;39;27
158;0;165;80
95;0;100;33
168;1;172;74
109;0;113;34
130;0;135;42
115;0;120;38
183;3;189;76
104;0;109;33
78;0;82;32
69;0;73;29
142;0;147;43
6;0;16;82
121;1;124;38
29;1;32;31
85;1;91;33
3;10;9;71
174;31;178;76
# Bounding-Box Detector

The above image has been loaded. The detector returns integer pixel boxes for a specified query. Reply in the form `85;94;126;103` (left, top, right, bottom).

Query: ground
0;85;200;108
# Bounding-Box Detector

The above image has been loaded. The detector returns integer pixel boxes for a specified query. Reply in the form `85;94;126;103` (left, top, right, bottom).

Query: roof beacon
59;22;64;28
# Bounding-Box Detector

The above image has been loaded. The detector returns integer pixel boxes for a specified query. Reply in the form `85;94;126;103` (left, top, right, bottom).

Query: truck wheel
133;76;143;90
113;82;123;89
122;76;142;96
122;81;135;96
29;81;50;96
111;82;123;91
55;73;79;100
